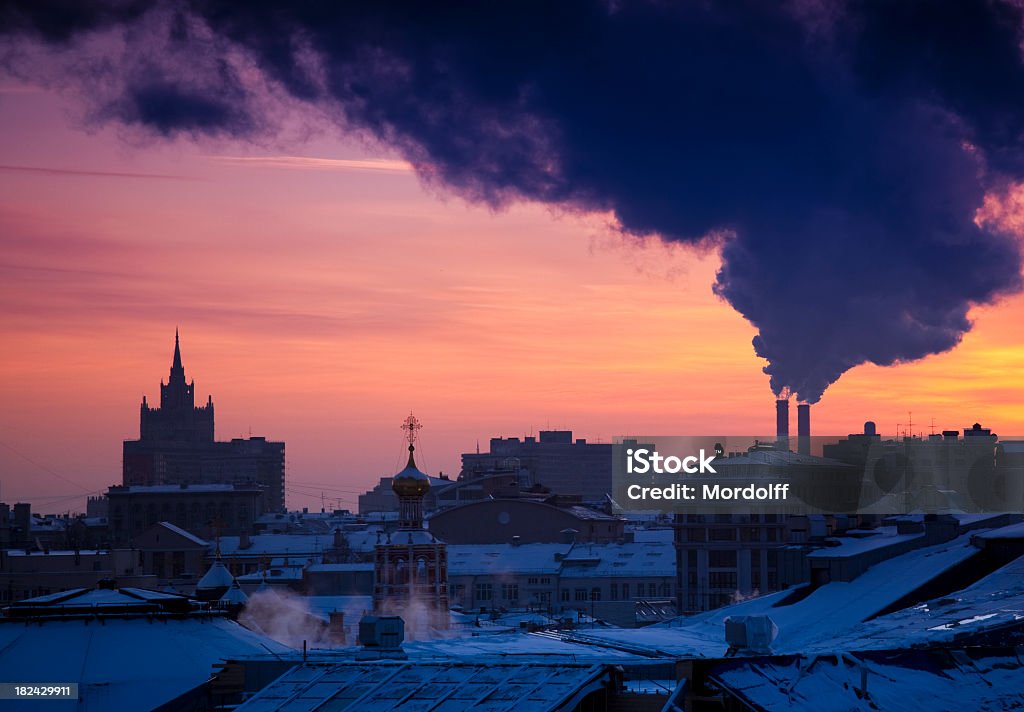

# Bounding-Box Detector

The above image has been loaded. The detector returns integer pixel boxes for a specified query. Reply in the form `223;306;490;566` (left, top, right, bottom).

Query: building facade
460;430;613;500
107;483;264;543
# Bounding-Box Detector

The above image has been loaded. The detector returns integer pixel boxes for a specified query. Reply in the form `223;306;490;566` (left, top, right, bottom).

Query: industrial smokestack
776;399;789;448
797;403;811;456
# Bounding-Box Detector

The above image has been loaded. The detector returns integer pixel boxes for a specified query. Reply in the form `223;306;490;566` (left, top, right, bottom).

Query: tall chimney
797;403;811;456
776;399;790;448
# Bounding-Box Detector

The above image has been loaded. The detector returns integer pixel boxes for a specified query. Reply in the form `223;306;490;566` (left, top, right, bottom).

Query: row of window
451;581;673;603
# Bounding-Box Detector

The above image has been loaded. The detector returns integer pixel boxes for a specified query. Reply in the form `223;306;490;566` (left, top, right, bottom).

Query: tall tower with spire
372;413;449;635
122;330;285;514
139;330;215;442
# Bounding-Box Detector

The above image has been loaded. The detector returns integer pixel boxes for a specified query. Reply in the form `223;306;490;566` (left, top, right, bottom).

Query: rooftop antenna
929;417;936;435
907;412;913;439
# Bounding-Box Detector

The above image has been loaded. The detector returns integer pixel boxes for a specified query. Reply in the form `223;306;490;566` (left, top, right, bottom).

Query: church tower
372;414;449;635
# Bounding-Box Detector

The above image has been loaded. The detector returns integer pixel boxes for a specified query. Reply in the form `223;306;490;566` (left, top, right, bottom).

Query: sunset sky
3;73;1024;514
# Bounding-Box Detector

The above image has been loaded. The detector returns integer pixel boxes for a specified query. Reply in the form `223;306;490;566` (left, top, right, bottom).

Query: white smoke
239;588;331;649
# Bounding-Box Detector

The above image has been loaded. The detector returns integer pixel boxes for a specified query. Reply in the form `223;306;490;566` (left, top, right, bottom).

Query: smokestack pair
775;400;811;454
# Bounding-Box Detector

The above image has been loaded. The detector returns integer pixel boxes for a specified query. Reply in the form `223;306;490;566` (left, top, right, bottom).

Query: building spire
172;328;183;371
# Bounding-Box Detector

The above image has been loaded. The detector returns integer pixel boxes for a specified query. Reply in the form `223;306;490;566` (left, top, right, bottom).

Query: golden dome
392;445;430;497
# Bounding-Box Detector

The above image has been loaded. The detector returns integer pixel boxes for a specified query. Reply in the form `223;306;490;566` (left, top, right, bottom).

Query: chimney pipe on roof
776;399;790;448
797;403;811;456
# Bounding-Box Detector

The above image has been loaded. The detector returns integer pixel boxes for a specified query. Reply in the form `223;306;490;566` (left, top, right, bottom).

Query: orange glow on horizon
2;80;1024;513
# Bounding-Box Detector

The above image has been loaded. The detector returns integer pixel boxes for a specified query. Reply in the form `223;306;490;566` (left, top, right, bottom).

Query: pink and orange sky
3;76;1024;514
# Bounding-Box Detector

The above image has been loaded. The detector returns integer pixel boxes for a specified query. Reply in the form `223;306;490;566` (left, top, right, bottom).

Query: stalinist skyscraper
121;331;285;512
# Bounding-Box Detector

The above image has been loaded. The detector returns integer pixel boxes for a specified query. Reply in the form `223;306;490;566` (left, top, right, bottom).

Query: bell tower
372;413;449;635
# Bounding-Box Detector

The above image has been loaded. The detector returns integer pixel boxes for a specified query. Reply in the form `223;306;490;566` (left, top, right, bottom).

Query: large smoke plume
4;1;1024;402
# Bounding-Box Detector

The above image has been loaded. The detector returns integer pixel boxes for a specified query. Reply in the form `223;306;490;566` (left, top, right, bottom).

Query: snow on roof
559;542;674;578
197;560;234;590
974;521;1024;540
447;543;572;576
707;648;1024;712
825;553;1024;651
236;661;611;711
553;531;986;659
805;525;923;558
0;613;290;711
3;586;194;620
156;521;208;546
401;630;662;663
219;581;249;606
217;534;335;556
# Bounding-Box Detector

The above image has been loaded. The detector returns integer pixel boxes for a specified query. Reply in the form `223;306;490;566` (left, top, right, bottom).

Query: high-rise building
122;332;285;512
460;430;613;500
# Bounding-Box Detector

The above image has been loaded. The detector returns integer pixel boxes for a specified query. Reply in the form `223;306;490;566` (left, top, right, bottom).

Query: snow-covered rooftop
236;661;611;711
0;612;290;711
707;648;1024;712
217;533;335;557
805;525;923;558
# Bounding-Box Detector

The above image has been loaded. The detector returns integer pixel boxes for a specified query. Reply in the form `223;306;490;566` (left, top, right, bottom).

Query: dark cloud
3;0;1023;402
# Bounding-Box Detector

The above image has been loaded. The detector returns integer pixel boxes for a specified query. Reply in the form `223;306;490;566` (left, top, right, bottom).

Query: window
575;588;588;602
709;528;736;541
590;587;601;601
527;577;538;585
622;583;630;599
709;572;738;589
561;589;570;602
610;583;618;600
475;583;492;601
708;550;737;568
501;583;519;601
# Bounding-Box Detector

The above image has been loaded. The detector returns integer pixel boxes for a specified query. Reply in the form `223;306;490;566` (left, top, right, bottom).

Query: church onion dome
197;559;234;591
392;444;431;497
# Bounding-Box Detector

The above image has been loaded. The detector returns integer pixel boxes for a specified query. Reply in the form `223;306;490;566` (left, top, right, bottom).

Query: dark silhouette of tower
797;403;811;456
139;330;215;442
776;398;790;448
122;332;285;513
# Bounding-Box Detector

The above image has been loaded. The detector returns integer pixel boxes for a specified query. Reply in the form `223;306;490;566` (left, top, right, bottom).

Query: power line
0;439;99;494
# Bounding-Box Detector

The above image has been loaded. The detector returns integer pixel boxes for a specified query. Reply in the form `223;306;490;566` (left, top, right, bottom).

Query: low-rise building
107;483;264;543
427;498;625;545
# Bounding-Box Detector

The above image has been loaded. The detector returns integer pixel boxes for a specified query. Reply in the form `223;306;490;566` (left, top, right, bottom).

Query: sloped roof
707;648;1024;712
236;661;610;712
6;586;194;617
0;612;290;712
197;559;234;591
155;521;208;547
